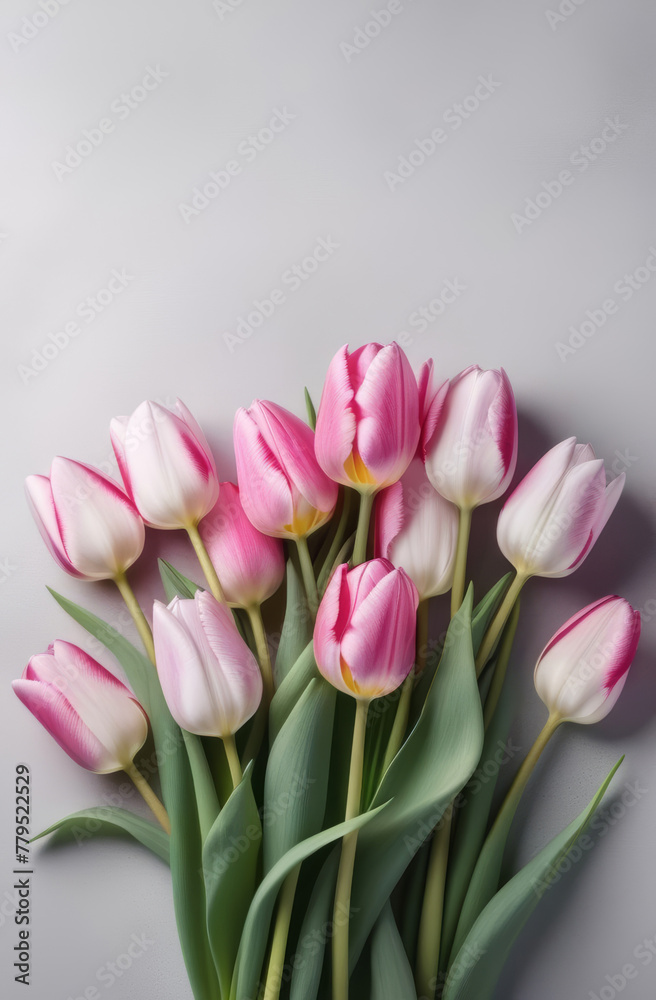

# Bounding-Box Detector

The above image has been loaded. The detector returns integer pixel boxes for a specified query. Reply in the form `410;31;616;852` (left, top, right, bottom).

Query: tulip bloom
376;459;459;601
496;437;624;579
111;399;219;529
314;558;419;700
424;365;518;510
534;596;640;724
234;400;338;540
153;591;262;739
12;641;148;773
25;458;145;581
314;343;420;493
199;482;285;608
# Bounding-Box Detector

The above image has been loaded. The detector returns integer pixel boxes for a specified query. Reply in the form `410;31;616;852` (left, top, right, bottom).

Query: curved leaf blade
370;900;416;1000
33;807;170;863
443;757;624;1000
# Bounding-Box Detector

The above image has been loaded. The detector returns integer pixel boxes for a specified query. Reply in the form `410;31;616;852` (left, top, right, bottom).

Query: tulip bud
25;457;145;581
153;591;262;737
198;482;285;608
314;343;420;493
497;437;624;579
111;399;219;529
534;596;640;724
12;641;149;773
234;400;338;540
424;365;518;510
375;459;459;601
314;558;419;700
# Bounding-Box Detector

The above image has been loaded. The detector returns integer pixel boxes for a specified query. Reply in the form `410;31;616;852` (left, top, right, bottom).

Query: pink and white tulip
314;558;419;700
534;596;640;724
234;400;338;540
198;482;285;608
314;343;420;493
111;399;219;529
26;458;145;581
497;437;624;579
424;365;518;510
12;641;148;773
153;590;262;737
375;459;459;601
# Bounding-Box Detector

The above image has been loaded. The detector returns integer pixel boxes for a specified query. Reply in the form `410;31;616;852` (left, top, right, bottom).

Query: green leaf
370;900;416;1000
346;588;484;971
203;762;262;999
440;682;513;967
48;590;219;1000
269;639;318;743
443;758;624;1000
304;387;317;430
410;574;511;727
33;807;170;863
275;553;314;686
230;805;389;1000
158;558;202;601
289;849;340;1000
264;678;336;872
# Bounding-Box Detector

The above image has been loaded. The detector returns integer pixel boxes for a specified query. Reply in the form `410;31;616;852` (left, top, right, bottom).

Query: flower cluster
14;342;641;1000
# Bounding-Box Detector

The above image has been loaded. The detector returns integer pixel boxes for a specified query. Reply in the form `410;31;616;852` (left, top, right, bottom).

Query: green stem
181;731;220;841
317;488;354;595
263;865;301;1000
495;714;560;831
333;699;369;1000
475;571;528;677
186;523;226;604
450;507;473;618
415;804;453;1000
113;573;156;665
247;604;274;706
483;598;521;731
124;760;171;834
295;534;319;614
381;598;429;774
352;491;375;567
223;733;242;790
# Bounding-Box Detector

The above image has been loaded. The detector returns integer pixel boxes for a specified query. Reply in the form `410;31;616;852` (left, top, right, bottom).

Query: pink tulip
234;400;338;540
314;343;420;492
424;365;518;509
314;558;419;700
534;596;640;724
25;458;145;581
376;459;459;601
153;591;262;737
111;399;219;529
497;437;624;578
198;482;285;607
12;641;148;773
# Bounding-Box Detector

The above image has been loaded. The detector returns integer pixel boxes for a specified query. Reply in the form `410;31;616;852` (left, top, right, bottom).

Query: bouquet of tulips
14;343;640;1000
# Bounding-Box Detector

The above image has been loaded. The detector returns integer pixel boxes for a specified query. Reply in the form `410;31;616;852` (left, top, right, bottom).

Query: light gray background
1;1;655;998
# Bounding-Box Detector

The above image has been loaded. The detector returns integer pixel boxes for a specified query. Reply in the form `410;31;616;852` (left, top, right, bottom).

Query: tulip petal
109;416;134;500
121;401;219;528
48;458;145;579
341;570;418;697
313;564;350;691
375;482;405;560
255;402;338;516
198;483;285;606
354;344;420;488
234;407;295;537
13;678;113;772
25;474;83;578
314;344;358;483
